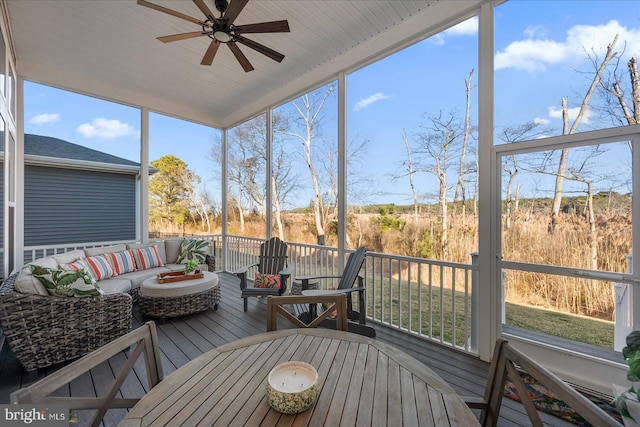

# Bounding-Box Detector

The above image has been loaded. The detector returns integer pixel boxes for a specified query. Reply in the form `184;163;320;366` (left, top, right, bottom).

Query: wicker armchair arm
0;273;133;371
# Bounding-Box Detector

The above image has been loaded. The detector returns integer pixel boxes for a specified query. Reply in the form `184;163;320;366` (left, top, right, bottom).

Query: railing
21;234;478;354
225;235;478;354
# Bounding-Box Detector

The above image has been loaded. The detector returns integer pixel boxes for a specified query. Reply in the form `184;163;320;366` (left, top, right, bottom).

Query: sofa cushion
176;239;209;264
53;249;86;265
84;244;127;257
164;238;183;264
119;267;170;287
127;242;167;264
30;265;102;297
132;246;164;270
104;250;137;275
15;257;58;296
97;278;132;295
164;263;208;272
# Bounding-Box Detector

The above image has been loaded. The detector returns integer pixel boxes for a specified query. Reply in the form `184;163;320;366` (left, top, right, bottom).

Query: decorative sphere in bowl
266;361;319;414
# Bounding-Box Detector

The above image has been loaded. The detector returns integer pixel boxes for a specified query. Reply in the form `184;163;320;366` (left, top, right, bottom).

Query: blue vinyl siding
24;165;136;246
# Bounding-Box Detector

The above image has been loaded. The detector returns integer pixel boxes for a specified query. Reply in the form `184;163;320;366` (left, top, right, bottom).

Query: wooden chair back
465;338;618;427
259;237;288;275
267;294;348;332
336;246;367;290
11;321;164;427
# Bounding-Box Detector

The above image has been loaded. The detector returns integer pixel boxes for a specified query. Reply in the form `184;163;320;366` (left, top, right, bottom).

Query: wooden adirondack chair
298;246;374;337
234;237;292;312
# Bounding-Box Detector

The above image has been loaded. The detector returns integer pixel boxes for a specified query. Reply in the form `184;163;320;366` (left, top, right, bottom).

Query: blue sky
23;0;640;207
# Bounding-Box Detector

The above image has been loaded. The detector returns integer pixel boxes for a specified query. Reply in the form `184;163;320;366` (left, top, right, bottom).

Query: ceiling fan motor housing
214;0;228;14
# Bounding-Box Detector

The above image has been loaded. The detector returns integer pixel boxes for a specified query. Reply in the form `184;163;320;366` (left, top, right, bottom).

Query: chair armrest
279;265;293;276
302;287;364;296
461;396;487;409
234;262;259;275
296;275;342;282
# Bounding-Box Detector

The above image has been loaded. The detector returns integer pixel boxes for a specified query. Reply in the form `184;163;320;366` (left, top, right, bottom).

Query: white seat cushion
140;272;218;298
97;278;132;295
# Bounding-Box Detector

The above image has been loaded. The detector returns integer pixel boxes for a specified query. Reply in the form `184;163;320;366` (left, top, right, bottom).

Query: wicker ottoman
139;271;220;321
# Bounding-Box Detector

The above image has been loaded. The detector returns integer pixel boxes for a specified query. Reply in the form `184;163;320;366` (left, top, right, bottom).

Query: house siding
25;165;136;245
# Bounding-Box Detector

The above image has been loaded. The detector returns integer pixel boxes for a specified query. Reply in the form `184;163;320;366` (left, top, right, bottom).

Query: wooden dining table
118;328;480;426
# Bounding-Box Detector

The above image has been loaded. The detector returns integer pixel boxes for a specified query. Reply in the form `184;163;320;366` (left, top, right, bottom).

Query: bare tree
211;113;298;237
550;35;619;233
414;111;463;258
281;83;336;245
498;122;551;228
453;69;475;218
400;129;420;224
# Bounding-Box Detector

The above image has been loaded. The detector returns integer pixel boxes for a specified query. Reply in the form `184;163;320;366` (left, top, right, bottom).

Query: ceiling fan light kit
138;0;290;72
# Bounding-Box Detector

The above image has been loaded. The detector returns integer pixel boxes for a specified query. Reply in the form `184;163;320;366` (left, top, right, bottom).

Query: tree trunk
439;171;448;258
272;176;284;240
402;130;419;224
454;69;473;217
550;35;618;233
236;182;245;233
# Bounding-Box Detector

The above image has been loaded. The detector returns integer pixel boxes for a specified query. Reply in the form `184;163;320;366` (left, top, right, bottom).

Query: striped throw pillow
82;255;117;280
62;259;90;273
134;246;164;270
105;250;137;275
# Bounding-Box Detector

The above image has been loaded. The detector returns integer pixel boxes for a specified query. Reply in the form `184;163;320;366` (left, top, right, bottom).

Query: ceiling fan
137;0;290;72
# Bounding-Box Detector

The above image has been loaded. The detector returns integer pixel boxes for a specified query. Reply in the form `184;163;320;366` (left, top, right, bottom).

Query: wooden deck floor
0;272;578;426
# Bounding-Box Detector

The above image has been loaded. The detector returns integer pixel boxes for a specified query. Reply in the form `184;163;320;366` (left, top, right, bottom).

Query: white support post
477;0;498;362
266;109;273;240
139;107;149;243
338;72;347;271
221;129;229;272
614;254;634;351
471;252;479;353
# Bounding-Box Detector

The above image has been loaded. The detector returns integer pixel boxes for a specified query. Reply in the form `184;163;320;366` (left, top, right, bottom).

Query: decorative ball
266;361;319;414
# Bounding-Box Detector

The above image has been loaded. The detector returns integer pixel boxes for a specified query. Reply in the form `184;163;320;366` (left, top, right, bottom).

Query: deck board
0;272;577;427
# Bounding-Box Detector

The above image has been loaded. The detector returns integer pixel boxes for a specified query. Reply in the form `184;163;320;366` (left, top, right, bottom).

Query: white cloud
77;118;139;140
534;117;550;125
523;25;548;39
548;105;593;124
444;17;478;37
495;20;640;72
28;113;60;125
426;16;478;46
354;93;390;112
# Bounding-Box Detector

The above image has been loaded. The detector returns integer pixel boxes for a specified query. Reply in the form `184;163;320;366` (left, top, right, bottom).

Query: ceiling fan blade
234;35;285;63
234;20;290;34
201;40;221;65
157;31;211;43
192;0;217;22
228;42;255;72
137;0;206;26
223;0;249;26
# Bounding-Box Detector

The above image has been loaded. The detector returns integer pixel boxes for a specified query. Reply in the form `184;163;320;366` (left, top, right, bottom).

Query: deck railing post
471;252;479;353
613;254;633;352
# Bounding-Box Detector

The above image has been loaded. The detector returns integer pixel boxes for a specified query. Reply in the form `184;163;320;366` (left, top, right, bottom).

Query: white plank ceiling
6;0;481;128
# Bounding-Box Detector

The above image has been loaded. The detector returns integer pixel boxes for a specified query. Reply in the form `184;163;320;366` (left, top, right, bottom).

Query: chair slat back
267;294;348;332
259;237;288;275
10;321;163;427
478;338;619;427
337;246;367;290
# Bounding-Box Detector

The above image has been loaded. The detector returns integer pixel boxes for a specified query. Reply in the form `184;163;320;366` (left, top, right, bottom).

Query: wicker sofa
0;238;210;371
